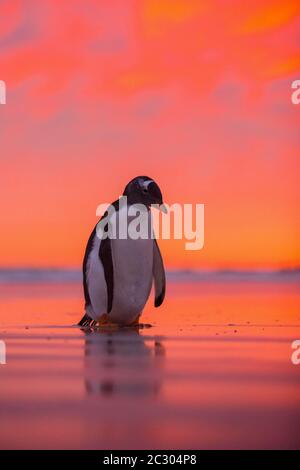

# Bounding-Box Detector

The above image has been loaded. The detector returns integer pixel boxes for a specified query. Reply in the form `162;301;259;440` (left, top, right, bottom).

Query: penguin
78;176;166;327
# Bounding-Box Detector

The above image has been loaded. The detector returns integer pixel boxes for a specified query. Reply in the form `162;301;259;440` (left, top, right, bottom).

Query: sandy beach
0;274;299;449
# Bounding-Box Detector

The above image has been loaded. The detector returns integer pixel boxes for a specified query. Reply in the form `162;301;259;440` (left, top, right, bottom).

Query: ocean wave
0;268;299;283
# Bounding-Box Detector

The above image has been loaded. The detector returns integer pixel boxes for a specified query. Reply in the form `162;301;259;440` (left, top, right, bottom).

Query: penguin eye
142;188;148;194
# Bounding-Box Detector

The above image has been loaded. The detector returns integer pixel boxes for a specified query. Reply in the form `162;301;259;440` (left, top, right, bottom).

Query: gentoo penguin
78;176;166;327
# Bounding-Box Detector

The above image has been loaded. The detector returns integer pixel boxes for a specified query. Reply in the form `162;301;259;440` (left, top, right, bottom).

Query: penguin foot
79;313;118;330
78;314;90;327
78;313;152;330
78;314;99;328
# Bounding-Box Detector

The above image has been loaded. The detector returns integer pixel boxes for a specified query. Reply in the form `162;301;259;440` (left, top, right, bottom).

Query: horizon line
0;266;299;284
0;266;299;273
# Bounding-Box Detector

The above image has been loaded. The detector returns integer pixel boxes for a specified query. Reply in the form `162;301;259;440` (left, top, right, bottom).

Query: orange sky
0;0;300;269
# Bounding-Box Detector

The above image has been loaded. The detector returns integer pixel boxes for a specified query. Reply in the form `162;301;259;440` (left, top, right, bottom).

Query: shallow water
0;280;300;449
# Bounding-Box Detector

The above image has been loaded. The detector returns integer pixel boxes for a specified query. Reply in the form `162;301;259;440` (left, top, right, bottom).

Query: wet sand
0;280;300;449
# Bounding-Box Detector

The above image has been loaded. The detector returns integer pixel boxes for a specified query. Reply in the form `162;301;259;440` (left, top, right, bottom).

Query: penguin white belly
109;237;154;325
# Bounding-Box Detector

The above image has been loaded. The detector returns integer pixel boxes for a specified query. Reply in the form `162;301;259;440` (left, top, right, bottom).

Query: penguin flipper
81;224;107;322
82;226;97;310
99;236;114;313
153;239;166;307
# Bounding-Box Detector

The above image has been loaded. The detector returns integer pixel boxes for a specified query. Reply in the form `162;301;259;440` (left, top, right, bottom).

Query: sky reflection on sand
0;280;300;449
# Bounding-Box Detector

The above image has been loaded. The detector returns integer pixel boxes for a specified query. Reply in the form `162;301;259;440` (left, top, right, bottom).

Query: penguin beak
160;203;168;214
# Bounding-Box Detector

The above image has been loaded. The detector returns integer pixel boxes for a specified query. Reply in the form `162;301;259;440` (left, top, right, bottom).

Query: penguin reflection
82;328;165;397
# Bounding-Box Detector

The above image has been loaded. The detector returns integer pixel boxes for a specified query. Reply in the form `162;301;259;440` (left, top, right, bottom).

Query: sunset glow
1;0;300;269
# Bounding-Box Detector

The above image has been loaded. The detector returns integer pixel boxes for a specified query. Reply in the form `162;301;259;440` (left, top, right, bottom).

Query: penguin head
123;176;167;212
